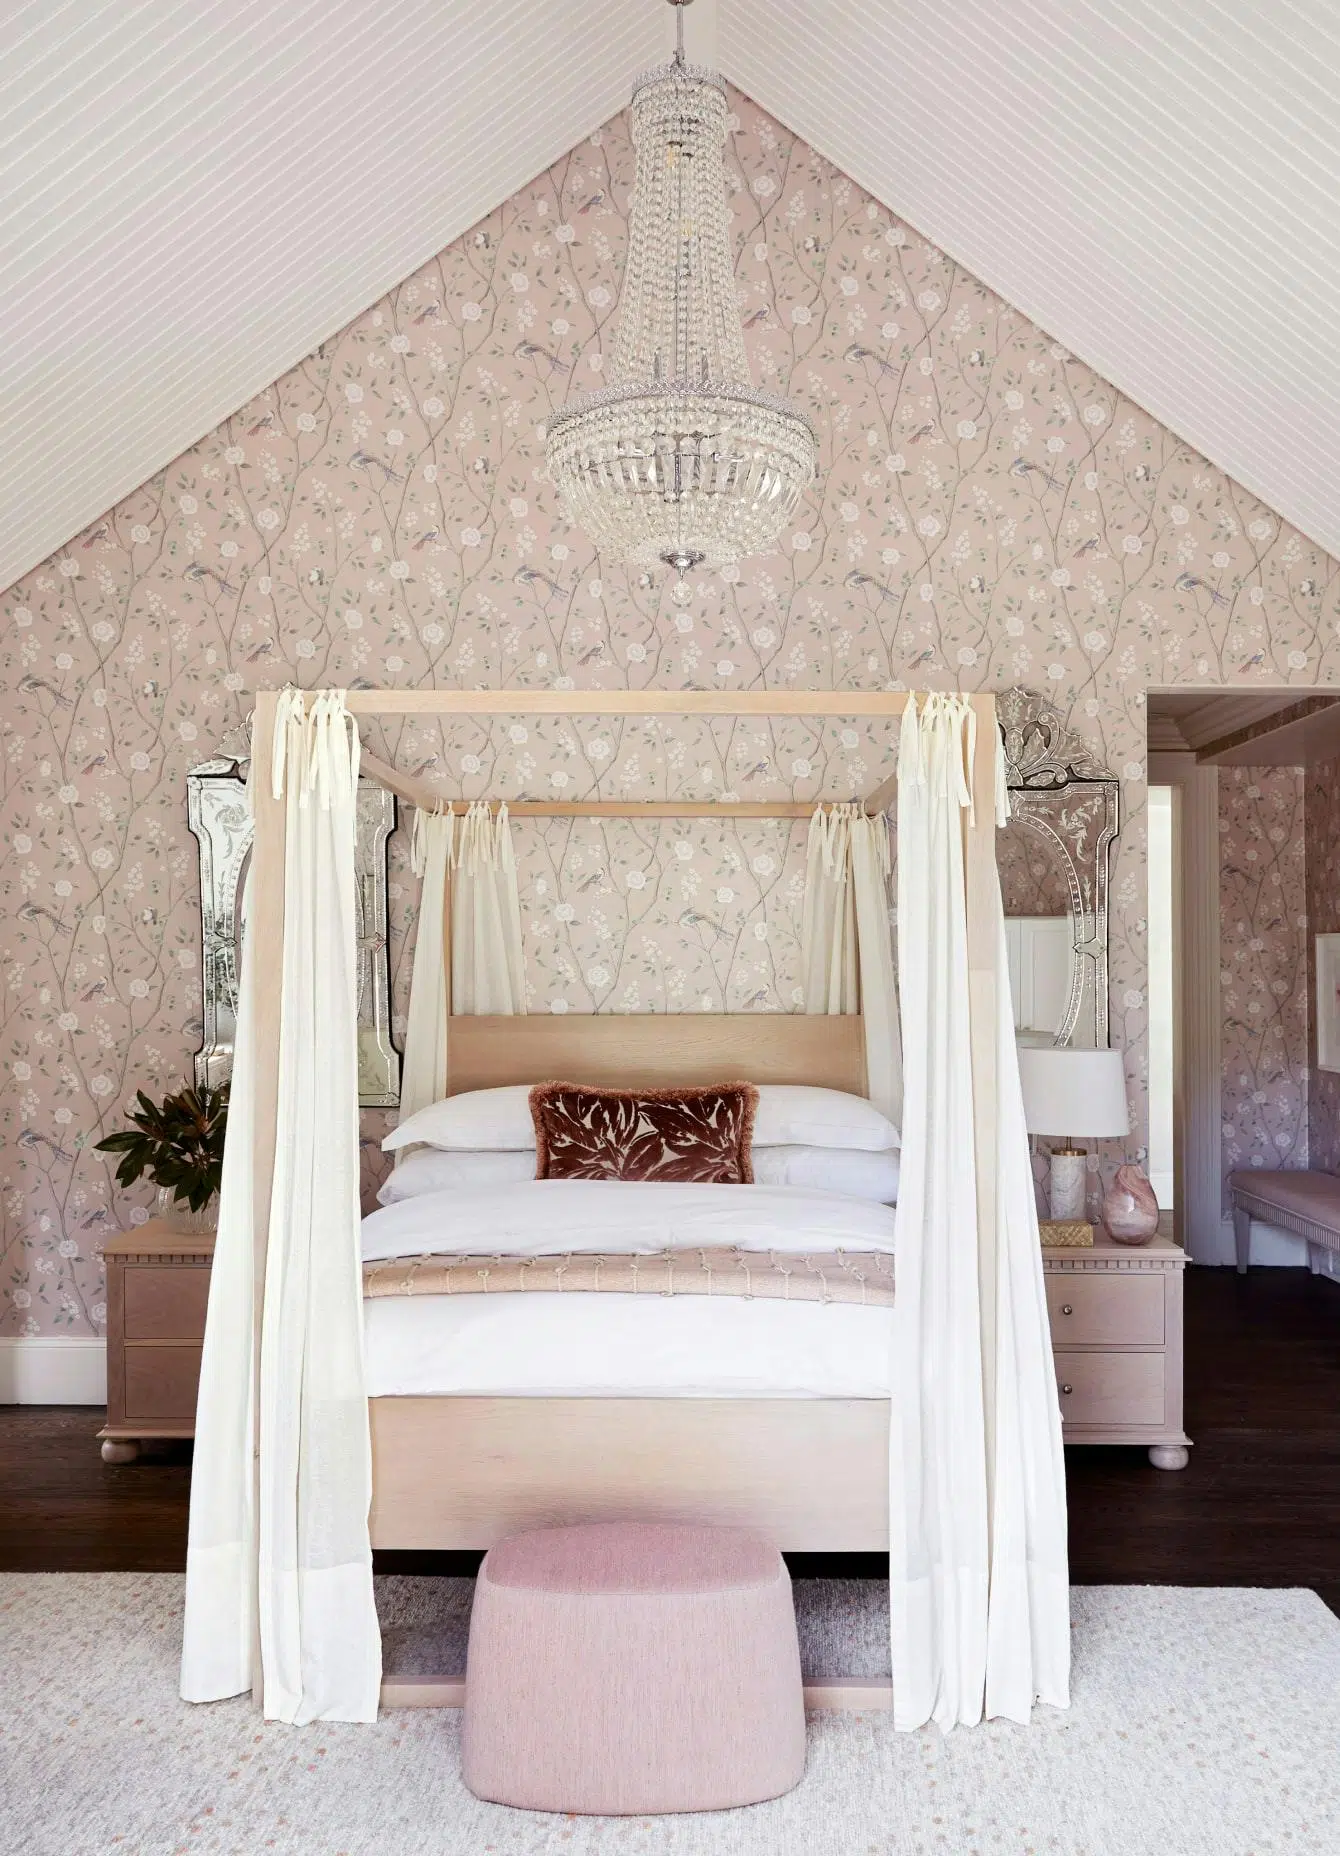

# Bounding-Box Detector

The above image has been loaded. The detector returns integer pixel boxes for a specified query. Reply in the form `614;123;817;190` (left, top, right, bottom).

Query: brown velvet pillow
529;1082;758;1184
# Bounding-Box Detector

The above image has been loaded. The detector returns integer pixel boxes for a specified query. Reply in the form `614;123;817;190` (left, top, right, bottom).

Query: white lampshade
1016;1045;1129;1138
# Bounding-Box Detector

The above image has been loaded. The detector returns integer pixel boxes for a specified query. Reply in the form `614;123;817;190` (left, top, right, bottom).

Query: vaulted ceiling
4;0;1339;594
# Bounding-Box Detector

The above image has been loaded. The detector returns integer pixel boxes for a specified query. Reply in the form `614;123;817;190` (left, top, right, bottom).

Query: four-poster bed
181;684;1070;1735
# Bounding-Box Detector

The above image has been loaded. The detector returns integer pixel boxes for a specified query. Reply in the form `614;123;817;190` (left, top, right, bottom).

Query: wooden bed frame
367;1011;886;1555
246;689;1004;1706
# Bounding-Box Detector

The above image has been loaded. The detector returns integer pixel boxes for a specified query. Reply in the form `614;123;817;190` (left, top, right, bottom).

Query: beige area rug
2;1576;1337;1856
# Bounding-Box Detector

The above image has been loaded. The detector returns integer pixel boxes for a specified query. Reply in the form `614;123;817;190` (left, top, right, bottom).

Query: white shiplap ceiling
723;0;1340;559
0;0;665;595
3;0;1340;592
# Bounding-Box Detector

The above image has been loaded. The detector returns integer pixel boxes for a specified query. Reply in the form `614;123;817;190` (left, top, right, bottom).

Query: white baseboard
0;1337;107;1405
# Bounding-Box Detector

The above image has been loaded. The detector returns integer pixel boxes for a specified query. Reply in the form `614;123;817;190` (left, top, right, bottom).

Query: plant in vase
96;1082;229;1232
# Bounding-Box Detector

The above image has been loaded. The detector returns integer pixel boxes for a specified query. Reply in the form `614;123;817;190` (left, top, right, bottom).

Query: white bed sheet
360;1178;897;1262
364;1292;892;1398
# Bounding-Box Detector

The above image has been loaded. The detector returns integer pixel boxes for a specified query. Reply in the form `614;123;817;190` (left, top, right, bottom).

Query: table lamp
1015;1045;1129;1221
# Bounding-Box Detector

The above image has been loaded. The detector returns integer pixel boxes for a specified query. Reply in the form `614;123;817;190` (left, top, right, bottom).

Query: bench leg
1309;1243;1324;1276
1233;1205;1251;1275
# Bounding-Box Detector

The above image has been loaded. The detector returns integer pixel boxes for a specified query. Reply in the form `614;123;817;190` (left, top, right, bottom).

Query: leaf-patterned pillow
529;1082;758;1184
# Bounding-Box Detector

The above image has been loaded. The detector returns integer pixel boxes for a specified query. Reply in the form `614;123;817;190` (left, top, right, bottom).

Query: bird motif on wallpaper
1073;537;1100;558
80;754;108;776
184;563;239;596
78;979;110;1002
1009;457;1063;493
679;909;732;943
514;567;567;598
246;411;276;437
1174;572;1230;608
18;1129;76;1165
412;302;442;324
574;190;605;215
514;341;563;373
844;571;900;606
741;308;770;329
844;344;903;380
80;523;110;549
350;451;405;484
18;903;71;935
18;674;74;709
410;529;441;552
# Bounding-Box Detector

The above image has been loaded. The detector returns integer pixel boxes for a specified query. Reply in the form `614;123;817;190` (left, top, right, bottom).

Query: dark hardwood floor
2;1268;1337;1608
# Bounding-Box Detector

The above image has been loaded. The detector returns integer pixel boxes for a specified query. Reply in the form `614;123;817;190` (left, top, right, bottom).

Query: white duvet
360;1177;897;1264
360;1179;896;1400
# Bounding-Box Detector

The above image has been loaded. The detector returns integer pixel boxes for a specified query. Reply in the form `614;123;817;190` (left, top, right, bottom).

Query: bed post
246;687;286;1700
964;694;1002;1478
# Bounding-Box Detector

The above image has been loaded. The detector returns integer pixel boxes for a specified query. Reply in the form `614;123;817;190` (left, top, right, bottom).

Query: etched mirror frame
997;688;1119;1048
187;757;401;1106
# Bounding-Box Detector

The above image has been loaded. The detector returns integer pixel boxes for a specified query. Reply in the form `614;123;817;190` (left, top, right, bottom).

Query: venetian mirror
187;757;401;1106
995;689;1119;1049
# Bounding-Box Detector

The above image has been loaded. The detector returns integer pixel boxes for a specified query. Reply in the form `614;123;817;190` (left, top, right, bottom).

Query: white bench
1229;1170;1340;1275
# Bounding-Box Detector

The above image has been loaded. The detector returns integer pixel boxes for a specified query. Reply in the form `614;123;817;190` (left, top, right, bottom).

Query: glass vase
154;1187;218;1235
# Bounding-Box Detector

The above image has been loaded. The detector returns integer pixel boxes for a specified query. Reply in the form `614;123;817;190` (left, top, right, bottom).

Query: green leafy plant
95;1082;229;1212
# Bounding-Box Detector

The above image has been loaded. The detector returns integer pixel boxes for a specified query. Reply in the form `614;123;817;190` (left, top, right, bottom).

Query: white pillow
385;1081;900;1156
751;1144;900;1202
383;1085;535;1153
752;1085;899;1152
377;1146;536;1204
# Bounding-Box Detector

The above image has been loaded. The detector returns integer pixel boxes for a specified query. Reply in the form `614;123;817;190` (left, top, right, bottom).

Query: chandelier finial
544;9;818;578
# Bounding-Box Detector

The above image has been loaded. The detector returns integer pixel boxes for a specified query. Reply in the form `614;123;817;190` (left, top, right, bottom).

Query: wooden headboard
445;1014;867;1096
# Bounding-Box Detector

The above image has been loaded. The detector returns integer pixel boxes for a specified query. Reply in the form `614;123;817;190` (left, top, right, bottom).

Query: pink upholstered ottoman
461;1521;806;1815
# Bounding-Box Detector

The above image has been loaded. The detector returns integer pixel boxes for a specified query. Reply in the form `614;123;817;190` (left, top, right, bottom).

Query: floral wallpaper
5;86;1340;1337
1305;757;1340;1176
1217;768;1309;1209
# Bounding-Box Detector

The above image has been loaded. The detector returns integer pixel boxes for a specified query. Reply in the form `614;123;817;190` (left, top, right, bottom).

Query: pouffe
461;1520;806;1815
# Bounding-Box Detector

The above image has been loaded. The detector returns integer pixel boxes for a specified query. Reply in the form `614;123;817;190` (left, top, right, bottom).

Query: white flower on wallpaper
4;87;1340;1335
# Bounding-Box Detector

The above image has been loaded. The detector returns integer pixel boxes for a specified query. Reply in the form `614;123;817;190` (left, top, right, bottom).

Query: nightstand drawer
123;1265;211;1341
123;1345;203;1421
1054;1350;1166;1428
1046;1273;1164;1347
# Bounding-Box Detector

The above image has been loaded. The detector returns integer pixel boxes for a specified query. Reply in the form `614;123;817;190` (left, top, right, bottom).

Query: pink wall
1218;767;1309;1209
1306;757;1340;1176
5;89;1340;1335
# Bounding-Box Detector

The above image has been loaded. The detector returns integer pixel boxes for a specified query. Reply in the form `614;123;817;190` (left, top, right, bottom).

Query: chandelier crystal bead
545;22;818;576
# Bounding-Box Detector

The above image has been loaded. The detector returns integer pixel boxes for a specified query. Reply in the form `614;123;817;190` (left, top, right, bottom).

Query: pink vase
1102;1164;1159;1244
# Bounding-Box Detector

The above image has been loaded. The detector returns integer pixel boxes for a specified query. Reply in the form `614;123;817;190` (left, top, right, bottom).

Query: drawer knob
1060;1383;1074;1396
1061;1303;1074;1316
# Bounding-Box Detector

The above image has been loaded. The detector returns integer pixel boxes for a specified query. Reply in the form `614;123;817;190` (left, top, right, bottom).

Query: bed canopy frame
185;684;1067;1734
246;686;1003;1284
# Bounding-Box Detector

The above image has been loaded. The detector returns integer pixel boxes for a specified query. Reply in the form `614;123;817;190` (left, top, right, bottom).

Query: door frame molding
1148;750;1227;1263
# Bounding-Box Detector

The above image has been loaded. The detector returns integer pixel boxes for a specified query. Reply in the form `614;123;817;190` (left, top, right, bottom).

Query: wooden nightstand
99;1220;214;1464
1042;1234;1190;1469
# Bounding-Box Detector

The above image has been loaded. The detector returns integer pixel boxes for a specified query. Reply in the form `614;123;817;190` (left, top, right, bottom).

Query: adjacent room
2;4;1338;1852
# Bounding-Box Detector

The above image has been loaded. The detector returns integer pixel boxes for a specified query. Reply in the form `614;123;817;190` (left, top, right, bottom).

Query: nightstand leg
1148;1444;1189;1471
101;1438;140;1465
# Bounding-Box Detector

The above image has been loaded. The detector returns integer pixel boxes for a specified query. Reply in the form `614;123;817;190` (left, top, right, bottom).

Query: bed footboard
368;1395;890;1552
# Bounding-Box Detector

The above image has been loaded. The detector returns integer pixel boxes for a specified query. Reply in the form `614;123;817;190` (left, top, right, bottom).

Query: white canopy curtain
398;801;526;1127
801;803;902;1125
399;807;454;1123
889;693;1070;1730
181;689;381;1724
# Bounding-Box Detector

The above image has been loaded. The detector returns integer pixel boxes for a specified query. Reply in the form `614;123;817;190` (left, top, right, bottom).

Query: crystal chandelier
545;0;818;577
